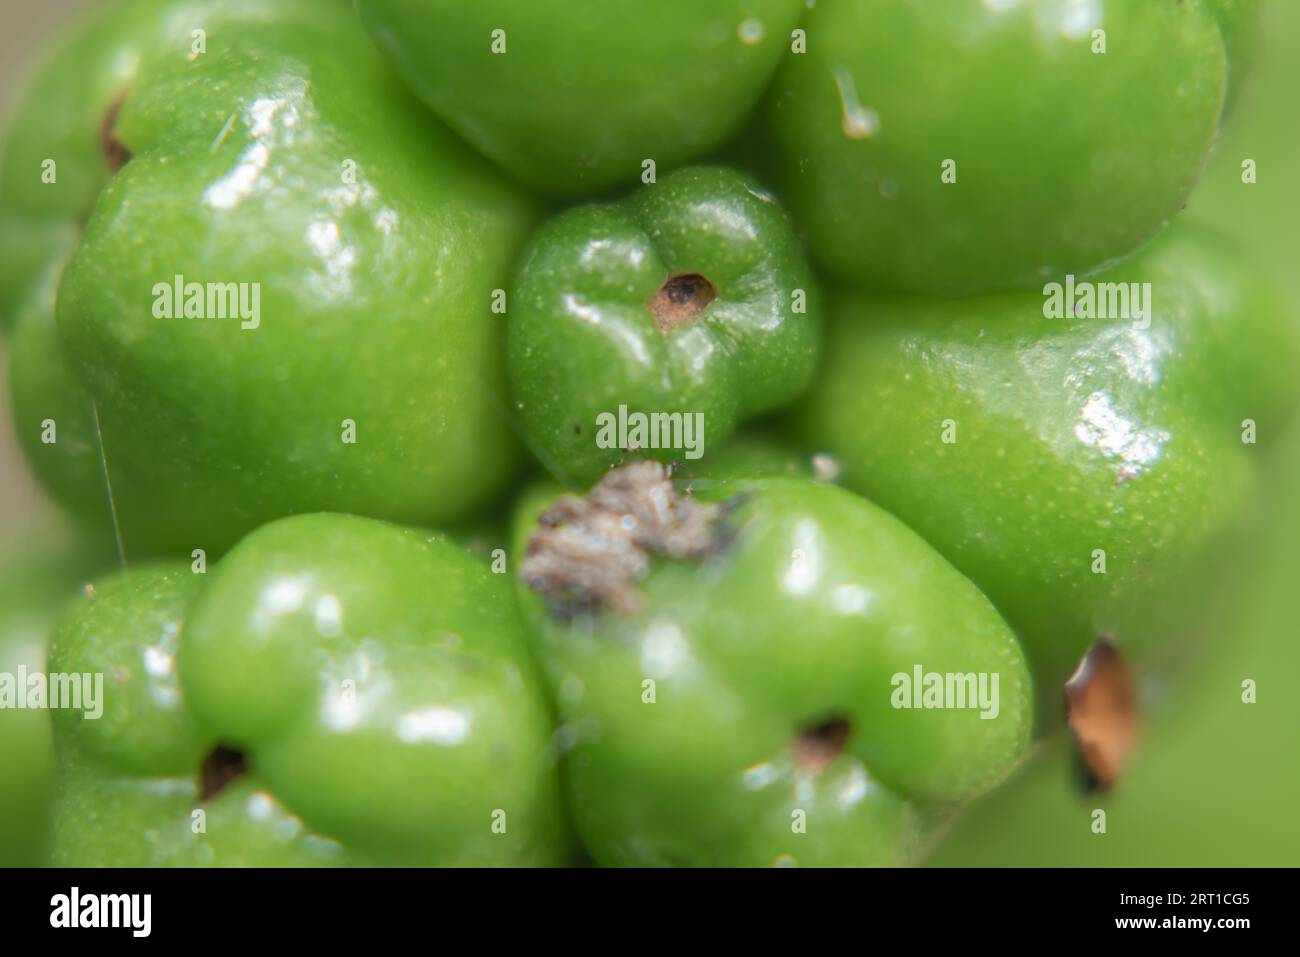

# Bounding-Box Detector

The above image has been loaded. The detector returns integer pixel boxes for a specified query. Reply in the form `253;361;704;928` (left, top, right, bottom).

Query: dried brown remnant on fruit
1065;637;1140;791
793;717;852;774
198;745;248;802
523;460;731;618
100;92;132;172
647;273;717;333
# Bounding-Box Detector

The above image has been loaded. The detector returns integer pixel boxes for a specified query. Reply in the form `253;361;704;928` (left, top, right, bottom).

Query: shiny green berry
513;463;1031;866
6;0;535;555
357;0;808;195
508;166;819;482
762;0;1242;295
796;223;1298;697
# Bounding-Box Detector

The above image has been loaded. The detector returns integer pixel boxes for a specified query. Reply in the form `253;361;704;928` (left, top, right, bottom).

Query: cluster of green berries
0;0;1292;867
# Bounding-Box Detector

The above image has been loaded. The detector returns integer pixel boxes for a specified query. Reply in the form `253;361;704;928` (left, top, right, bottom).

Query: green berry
796;223;1298;697
508;166;819;482
357;0;808;195
6;0;535;555
513;463;1031;866
44;515;570;865
762;0;1237;294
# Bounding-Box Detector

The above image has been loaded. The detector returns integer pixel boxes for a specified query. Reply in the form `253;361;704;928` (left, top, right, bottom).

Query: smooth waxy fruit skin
677;429;822;488
0;0;361;329
508;166;819;482
47;515;569;866
50;763;364;867
8;0;535;556
356;0;807;196
2;3;322;549
762;0;1242;295
796;223;1299;697
47;563;356;866
513;472;1031;866
179;513;568;866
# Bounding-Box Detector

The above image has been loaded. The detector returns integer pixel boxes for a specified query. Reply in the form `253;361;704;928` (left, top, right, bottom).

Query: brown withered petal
521;461;727;619
1065;637;1140;791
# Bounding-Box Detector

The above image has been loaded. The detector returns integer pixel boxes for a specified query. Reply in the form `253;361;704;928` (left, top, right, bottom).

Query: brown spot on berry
647;273;717;333
198;745;248;802
793;716;852;773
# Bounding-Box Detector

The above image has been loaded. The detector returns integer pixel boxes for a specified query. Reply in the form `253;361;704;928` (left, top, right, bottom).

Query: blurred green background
927;0;1300;866
1;0;1297;866
0;0;110;867
0;2;86;552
